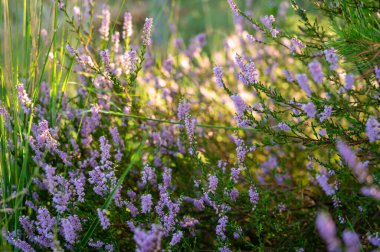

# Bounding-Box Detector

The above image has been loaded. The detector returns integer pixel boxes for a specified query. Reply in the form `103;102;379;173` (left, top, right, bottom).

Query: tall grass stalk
0;0;69;248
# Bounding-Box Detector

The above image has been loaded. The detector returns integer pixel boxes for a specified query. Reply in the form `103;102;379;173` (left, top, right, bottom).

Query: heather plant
1;0;380;251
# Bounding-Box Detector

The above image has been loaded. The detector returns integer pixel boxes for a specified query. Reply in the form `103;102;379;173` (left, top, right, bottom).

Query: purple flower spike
296;74;312;97
302;102;316;118
308;60;324;84
97;209;110;230
142;18;153;46
213;66;224;87
366;116;379;143
316;212;340;252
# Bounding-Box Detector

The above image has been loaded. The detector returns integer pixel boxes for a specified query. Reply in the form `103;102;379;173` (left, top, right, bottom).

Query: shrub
1;0;379;251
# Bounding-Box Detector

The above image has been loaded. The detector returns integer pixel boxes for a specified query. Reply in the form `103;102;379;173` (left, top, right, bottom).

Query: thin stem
86;110;259;132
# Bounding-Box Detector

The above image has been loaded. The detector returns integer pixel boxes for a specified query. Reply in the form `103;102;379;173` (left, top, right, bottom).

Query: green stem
87;110;259;132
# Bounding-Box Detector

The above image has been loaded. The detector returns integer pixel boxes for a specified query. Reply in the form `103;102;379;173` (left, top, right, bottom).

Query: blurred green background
96;0;285;52
0;0;296;64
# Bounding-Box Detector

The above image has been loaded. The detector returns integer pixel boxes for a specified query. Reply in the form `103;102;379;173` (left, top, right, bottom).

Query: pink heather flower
125;49;137;74
126;202;139;217
127;222;138;233
219;246;231;252
233;232;240;239
61;215;82;244
230;167;240;183
100;49;111;72
342;230;361;252
324;48;339;70
319;129;327;136
278;203;286;212
162;168;172;188
216;216;228;240
52;0;64;10
260;15;275;30
66;44;78;56
112;32;120;53
17;83;32;113
345;74;355;90
246;33;256;43
270;28;279;38
296;74;312;97
337;140;356;168
375;65;380;83
283;69;295;82
235;137;256;164
319;105;332;122
213;66;224;87
218;160;227;170
235;55;259;85
127;190;136;200
188;33;207;56
368;234;380;247
337;140;368;183
193;198;205;210
227;0;239;15
105;244;114;251
141;164;156;186
88;239;104;248
233;226;242;239
361;185;380;200
2;229;35;252
35;207;57;246
194;179;200;188
133;224;163;252
99;4;110;40
278;1;290;16
185;116;196;143
366;116;379;143
249;186;259;209
235;54;245;70
177;100;190;121
245;61;260;83
80;54;95;69
84;0;94;17
40;28;48;44
308;60;325;84
141;194;153;213
229;188;239;201
109;126;124;148
278;122;291;131
208;175;218;193
34;120;59;151
163;56;174;73
142;18;153;46
88;134;115;198
180;217;199;228
235;54;259;85
71;172;85;202
261;155;278;173
169;231;183;246
290;37;305;53
316;174;335;196
302;102;316;118
97;209;110;230
99;136;111;164
316;212;340;252
231;94;248;116
123;12;133;39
